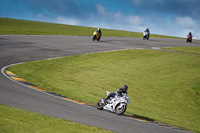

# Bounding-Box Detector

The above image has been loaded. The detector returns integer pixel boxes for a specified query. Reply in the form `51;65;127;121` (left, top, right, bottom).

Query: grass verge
0;104;113;133
162;47;200;54
0;17;181;38
8;48;200;132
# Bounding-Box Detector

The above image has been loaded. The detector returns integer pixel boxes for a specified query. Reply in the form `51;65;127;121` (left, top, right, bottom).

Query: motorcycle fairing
103;91;129;112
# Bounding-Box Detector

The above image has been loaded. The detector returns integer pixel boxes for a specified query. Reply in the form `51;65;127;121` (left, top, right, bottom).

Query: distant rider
144;28;150;37
104;85;128;104
97;28;102;39
187;32;192;37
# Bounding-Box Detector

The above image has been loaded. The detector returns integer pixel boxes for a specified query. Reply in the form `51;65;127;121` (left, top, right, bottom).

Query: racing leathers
104;88;127;102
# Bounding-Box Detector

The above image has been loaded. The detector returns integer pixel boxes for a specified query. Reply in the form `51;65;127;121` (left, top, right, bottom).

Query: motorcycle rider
186;32;193;43
104;85;128;104
97;28;102;39
187;32;192;37
144;28;150;37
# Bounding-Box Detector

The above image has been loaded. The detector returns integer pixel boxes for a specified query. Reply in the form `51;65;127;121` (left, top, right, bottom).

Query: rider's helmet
122;85;128;93
98;28;100;30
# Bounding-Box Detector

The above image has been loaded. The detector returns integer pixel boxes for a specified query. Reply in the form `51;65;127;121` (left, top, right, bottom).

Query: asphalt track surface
0;35;199;133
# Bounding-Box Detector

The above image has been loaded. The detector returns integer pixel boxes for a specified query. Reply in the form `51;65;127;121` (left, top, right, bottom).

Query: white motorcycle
96;91;129;115
143;31;149;40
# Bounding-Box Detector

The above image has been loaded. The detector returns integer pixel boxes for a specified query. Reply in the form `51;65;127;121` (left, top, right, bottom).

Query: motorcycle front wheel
92;35;96;41
115;104;127;115
143;36;147;40
97;36;100;41
96;98;105;110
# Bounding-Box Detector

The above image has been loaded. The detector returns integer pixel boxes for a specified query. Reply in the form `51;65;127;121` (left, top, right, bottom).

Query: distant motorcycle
186;35;192;43
92;31;100;41
143;31;149;40
96;91;129;115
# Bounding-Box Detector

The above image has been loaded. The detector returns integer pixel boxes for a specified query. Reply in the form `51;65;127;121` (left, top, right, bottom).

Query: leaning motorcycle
143;31;149;40
186;35;192;43
96;91;129;115
92;31;100;41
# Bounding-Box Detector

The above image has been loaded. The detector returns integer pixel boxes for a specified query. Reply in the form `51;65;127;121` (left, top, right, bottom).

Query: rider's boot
103;99;108;105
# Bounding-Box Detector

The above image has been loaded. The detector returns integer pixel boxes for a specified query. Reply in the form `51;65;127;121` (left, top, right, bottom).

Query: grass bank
0;17;180;38
8;48;200;132
162;47;200;54
0;104;113;133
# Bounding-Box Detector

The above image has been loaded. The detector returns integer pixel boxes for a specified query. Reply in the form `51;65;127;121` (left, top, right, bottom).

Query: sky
0;0;200;39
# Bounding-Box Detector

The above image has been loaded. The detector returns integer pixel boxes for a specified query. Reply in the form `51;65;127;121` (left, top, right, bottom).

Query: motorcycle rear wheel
115;104;127;115
96;98;105;110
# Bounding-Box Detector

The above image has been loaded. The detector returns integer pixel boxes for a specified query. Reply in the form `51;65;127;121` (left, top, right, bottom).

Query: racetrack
0;35;199;133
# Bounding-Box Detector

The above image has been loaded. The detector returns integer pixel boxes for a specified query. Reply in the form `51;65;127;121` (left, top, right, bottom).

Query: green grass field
0;17;181;38
8;49;200;132
0;104;113;133
1;17;200;132
162;47;200;54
